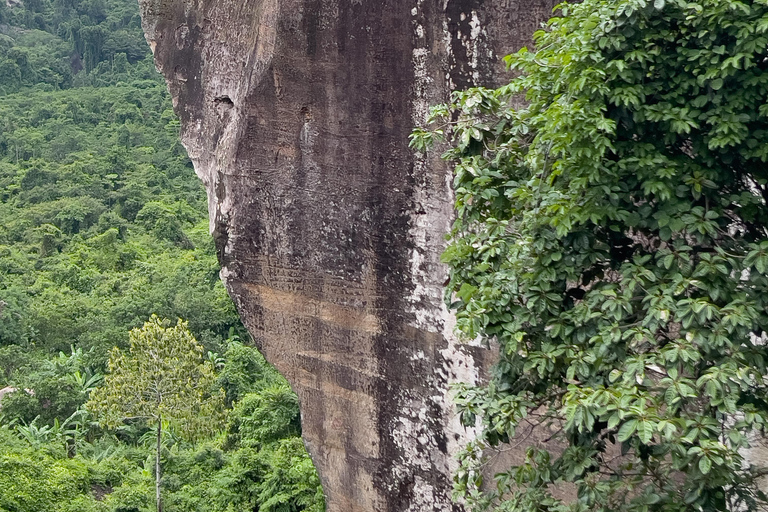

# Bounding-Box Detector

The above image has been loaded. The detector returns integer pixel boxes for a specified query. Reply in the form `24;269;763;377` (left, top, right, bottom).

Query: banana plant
138;418;184;451
15;416;54;447
207;351;225;371
15;408;91;452
66;368;103;395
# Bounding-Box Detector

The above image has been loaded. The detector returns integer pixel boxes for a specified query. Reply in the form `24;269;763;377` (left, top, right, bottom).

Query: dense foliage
412;0;768;510
0;0;149;93
0;340;324;512
0;0;324;509
0;80;236;360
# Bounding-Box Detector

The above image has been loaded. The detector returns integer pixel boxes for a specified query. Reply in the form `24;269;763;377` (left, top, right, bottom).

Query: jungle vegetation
0;0;324;510
413;0;768;510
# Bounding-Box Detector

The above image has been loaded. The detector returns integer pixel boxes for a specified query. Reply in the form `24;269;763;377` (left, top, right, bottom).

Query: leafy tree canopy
87;316;225;439
412;0;768;510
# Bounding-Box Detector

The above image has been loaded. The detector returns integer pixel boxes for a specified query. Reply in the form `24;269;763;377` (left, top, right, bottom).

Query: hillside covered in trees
0;0;323;510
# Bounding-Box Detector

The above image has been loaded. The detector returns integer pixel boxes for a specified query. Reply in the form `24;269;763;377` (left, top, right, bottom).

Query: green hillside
0;0;323;510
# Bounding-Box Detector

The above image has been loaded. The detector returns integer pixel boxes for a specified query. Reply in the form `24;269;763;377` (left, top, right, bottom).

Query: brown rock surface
138;0;555;510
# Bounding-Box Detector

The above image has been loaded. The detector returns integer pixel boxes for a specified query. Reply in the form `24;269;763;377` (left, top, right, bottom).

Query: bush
413;0;768;510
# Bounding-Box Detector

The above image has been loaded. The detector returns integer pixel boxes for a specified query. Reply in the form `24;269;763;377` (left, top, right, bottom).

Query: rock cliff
138;0;555;510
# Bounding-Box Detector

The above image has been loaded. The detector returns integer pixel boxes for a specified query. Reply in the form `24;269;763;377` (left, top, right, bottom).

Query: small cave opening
214;96;235;118
214;95;234;107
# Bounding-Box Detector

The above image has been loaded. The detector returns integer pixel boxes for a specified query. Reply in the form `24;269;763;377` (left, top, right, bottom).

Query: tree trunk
156;417;162;512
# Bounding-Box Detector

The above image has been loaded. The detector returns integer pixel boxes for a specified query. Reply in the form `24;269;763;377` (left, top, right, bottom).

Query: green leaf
457;283;478;302
617;420;638;442
637;420;655;444
699;456;712;475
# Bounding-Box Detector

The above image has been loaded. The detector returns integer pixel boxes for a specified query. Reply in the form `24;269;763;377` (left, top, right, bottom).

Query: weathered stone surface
138;0;555;510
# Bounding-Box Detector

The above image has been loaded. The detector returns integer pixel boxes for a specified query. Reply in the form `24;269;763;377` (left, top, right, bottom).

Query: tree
412;0;768;510
87;316;224;512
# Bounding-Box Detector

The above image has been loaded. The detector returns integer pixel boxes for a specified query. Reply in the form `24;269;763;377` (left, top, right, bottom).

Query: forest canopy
0;0;324;509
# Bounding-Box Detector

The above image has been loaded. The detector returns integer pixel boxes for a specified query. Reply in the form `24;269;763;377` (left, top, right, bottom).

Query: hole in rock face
215;95;234;107
214;96;234;119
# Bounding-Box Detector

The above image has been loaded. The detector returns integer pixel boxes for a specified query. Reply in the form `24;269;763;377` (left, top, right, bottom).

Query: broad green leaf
699;456;712;475
617;420;638;442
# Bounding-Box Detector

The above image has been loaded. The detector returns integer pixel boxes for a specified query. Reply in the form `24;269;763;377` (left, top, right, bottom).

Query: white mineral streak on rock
400;1;483;507
470;12;481;81
392;409;436;472
399;7;451;504
459;10;484;83
443;19;456;91
407;476;439;512
391;383;460;512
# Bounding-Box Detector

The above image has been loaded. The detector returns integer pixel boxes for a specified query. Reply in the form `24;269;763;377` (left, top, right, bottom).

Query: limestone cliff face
138;1;554;510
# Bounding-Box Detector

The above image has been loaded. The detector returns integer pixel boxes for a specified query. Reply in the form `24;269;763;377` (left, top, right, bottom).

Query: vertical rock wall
138;0;555;510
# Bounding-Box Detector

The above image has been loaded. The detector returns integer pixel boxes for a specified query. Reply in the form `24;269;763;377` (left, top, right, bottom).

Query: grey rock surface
138;0;555;510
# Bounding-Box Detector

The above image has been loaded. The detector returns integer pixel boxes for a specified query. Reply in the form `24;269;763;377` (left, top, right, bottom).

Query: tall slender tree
87;316;224;512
